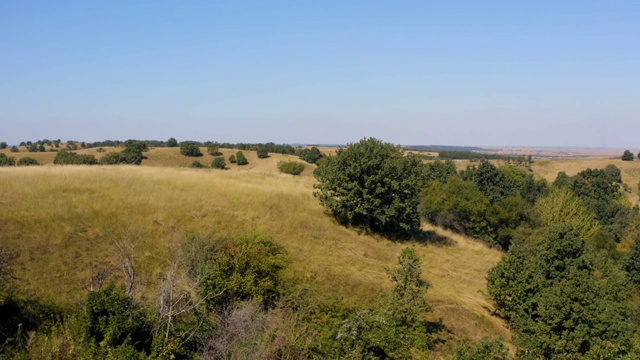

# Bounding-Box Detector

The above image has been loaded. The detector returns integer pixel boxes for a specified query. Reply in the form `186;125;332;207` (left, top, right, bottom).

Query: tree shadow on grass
381;228;455;247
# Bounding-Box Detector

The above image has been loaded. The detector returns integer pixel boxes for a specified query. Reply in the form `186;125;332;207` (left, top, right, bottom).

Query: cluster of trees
0;232;451;358
622;149;640;161
53;142;148;166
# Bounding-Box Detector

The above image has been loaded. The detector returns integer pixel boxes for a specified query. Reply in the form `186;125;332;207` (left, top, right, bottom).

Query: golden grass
0;165;507;351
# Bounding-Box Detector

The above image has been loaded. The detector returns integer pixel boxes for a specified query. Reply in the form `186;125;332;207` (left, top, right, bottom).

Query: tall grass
0;165;508;349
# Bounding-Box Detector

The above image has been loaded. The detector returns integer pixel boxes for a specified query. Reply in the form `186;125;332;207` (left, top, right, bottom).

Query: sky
1;1;639;147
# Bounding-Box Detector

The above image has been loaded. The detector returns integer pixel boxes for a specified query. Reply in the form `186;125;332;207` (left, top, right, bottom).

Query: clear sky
1;1;639;147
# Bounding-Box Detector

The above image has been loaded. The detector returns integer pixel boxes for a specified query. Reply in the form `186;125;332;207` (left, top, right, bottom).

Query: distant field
0;165;509;356
479;146;637;159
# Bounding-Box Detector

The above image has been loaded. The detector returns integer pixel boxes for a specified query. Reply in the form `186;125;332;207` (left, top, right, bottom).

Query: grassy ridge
0;166;508;352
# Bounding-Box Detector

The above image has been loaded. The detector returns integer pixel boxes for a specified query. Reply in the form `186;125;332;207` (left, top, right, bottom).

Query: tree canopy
314;138;424;234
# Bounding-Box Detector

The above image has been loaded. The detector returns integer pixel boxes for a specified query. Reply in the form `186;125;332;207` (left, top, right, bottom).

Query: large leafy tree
313;138;425;234
621;150;634;161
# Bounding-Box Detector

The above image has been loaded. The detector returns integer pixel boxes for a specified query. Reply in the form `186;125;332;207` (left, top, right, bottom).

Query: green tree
297;146;323;164
624;236;640;290
206;142;221;156
0;153;16;166
621;150;634;161
423;159;457;185
228;154;237;164
211;156;226;169
179;141;202;157
190;160;206;168
314;138;424;234
256;148;269;159
28;143;38;152
0;142;7;149
16;157;39;166
454;337;509;360
236;151;248;165
10;146;18;153
166;137;178;147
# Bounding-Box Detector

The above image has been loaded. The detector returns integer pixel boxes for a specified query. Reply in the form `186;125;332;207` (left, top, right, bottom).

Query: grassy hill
0;165;508;356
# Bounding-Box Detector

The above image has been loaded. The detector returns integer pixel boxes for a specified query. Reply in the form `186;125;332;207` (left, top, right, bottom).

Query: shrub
314;138;425;234
229;155;237;164
99;152;124;165
0;142;6;149
0;153;16;166
16;157;39;166
81;284;152;353
256;148;269;159
180;142;202;157
28;144;38;152
207;142;221;156
53;150;97;165
190;160;207;168
211;157;226;169
454;337;509;360
236;151;248;166
278;161;305;175
96;147;105;152
10;146;19;153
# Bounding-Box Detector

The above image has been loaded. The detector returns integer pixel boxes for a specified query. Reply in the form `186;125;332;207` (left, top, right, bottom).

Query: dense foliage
622;150;634;161
0;153;16;166
235;151;248;165
179;141;203;157
297;146;323;164
314;138;425;234
53;150;98;165
16;157;39;166
256;148;269;159
211;157;226;169
277;161;305;175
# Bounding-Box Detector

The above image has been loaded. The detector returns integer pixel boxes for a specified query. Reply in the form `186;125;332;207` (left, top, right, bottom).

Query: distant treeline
404;145;486;152
438;150;508;160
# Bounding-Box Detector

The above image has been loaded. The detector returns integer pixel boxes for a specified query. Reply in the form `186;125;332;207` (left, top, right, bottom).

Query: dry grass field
0;165;509;356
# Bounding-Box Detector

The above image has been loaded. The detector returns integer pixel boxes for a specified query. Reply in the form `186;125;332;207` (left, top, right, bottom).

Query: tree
28;143;38;152
16;157;39;166
454;337;509;360
256;148;269;159
236;151;248;165
10;146;18;153
211;157;226;169
167;137;178;147
297;146;323;164
228;155;237;164
621;150;634;161
0;142;6;149
180;142;202;157
38;144;45;152
206;142;221;156
314;138;424;234
0;154;15;166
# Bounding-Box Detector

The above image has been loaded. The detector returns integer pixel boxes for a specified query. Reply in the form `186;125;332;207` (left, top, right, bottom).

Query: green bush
190;160;207;168
622;150;634;161
185;233;288;310
0;142;7;149
53;150;97;165
229;155;237;164
96;147;105;153
16;157;39;166
453;337;509;360
206;142;221;156
81;284;152;353
10;146;19;153
211;157;226;169
278;161;305;175
0;153;16;166
236;151;248;165
297;147;323;164
180;142;203;157
257;148;269;159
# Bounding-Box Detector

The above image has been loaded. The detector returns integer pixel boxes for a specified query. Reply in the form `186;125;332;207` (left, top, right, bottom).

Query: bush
256;148;269;159
622;150;634;161
53;150;97;165
0;142;7;149
190;160;207;168
454;337;509;360
229;155;236;164
185;233;288;310
81;284;152;353
0;153;16;166
96;147;105;152
207;142;221;156
16;157;39;166
236;151;248;166
278;161;305;175
10;146;19;153
180;142;203;157
314;138;425;234
211;157;226;169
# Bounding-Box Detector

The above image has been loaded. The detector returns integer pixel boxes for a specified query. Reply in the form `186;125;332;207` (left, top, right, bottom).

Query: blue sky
1;1;639;147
